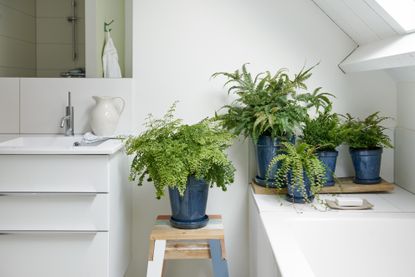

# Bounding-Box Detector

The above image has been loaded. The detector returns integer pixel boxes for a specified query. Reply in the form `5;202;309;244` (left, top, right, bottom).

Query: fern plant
213;64;333;142
343;112;393;149
125;103;236;199
301;105;345;151
267;142;326;202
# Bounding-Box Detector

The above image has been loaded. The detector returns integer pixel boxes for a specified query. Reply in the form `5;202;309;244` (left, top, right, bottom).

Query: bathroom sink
0;136;123;155
0;136;82;148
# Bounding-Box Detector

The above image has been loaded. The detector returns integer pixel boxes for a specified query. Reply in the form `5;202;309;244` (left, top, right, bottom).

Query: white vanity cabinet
0;139;132;277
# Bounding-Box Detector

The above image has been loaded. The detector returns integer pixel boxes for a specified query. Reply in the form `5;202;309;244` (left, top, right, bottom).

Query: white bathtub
261;212;415;277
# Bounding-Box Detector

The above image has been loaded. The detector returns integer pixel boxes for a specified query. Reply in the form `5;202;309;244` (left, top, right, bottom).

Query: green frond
213;63;333;142
343;112;393;149
267;142;326;203
125;103;236;199
301;106;345;151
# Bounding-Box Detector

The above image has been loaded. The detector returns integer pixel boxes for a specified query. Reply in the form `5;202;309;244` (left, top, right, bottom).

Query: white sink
0;136;81;148
0;136;123;155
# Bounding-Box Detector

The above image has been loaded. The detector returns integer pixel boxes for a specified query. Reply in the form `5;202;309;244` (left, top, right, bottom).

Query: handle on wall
104;19;115;32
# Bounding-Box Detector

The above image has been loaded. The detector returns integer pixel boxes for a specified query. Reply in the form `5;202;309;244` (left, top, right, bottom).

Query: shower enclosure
61;0;85;77
67;0;79;62
0;0;130;78
36;0;86;78
38;0;86;77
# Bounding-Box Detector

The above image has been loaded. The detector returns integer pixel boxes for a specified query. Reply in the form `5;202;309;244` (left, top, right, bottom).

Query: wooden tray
251;177;395;195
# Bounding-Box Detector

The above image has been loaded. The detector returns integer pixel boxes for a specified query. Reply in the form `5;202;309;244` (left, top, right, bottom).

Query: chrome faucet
60;91;74;136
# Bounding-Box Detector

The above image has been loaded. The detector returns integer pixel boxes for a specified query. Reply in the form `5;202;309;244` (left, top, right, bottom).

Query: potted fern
301;105;345;186
125;104;235;229
268;142;326;203
213;64;331;187
344;112;393;184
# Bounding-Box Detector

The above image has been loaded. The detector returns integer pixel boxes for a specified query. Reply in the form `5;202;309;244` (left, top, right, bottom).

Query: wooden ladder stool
146;215;229;277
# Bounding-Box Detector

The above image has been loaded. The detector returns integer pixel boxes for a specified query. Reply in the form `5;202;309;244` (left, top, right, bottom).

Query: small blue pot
254;135;295;188
317;150;338;186
286;171;314;203
168;176;209;229
349;148;383;184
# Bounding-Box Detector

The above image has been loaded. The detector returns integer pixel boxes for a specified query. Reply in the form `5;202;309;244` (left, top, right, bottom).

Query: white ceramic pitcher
90;96;125;136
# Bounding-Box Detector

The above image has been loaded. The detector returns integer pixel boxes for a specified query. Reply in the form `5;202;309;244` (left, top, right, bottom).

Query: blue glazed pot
349;148;383;184
317;150;338;186
254;135;295;188
286;171;314;203
168;176;209;229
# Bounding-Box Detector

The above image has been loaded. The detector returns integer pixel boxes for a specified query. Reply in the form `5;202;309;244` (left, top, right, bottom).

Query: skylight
372;0;415;33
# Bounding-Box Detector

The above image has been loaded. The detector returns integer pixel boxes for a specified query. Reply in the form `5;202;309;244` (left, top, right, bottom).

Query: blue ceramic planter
168;176;209;229
317;150;338;186
286;171;314;203
349;148;383;184
254;135;294;188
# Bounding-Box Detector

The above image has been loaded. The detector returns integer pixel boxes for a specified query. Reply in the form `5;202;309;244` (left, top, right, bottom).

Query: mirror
0;0;132;78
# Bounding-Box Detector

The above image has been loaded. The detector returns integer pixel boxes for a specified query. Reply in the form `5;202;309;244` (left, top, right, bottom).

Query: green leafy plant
301;105;345;151
267;142;326;202
343;112;393;149
125;103;236;198
212;64;333;142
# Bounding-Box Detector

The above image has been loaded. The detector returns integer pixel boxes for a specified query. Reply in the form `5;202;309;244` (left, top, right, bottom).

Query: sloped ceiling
311;0;399;45
311;0;415;79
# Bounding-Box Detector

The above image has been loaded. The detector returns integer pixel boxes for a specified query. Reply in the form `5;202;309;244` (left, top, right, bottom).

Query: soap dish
325;199;373;210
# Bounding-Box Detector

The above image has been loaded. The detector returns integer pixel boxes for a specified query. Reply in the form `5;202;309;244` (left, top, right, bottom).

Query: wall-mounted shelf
251;177;395;195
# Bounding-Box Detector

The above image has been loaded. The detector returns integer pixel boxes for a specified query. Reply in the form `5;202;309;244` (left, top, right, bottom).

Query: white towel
102;32;122;78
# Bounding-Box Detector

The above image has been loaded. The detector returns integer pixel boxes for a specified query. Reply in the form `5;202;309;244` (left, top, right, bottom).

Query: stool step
165;240;211;260
147;215;229;277
150;215;225;241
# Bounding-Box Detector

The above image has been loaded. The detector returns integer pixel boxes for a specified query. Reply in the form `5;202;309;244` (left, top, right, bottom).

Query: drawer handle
0;230;105;235
0;192;102;196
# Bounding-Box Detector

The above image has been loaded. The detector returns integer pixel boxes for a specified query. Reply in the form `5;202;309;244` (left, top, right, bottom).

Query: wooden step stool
146;215;229;277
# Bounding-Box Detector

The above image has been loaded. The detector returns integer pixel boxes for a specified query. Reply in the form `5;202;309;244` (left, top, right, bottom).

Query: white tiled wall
0;0;36;77
396;81;415;194
36;0;85;77
0;78;132;135
395;127;415;194
0;78;20;133
36;0;85;17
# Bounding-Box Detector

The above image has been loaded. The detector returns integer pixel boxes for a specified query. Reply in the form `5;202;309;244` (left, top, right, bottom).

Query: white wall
0;0;36;77
0;78;20;133
0;78;133;135
129;0;397;277
396;82;415;193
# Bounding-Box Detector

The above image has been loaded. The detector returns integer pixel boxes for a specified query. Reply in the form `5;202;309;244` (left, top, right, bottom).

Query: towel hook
104;20;114;32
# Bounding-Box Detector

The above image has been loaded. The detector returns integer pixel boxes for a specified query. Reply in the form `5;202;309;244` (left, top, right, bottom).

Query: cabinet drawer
0;193;108;230
0;155;109;192
0;231;108;277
